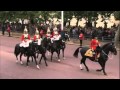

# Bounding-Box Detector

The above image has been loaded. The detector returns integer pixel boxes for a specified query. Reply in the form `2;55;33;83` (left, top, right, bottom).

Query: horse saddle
85;49;93;57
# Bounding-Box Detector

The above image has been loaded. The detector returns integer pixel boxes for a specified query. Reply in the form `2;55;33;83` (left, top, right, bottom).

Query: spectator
2;23;6;35
7;25;11;37
79;30;84;46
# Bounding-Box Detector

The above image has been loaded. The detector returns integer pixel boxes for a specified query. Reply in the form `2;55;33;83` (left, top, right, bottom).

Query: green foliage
0;11;61;22
64;11;120;21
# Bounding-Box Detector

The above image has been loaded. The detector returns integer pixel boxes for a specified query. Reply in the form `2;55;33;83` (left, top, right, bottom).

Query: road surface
0;35;119;79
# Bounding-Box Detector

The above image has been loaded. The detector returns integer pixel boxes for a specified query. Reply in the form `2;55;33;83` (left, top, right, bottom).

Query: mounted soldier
46;27;52;39
19;26;31;56
51;29;61;43
90;36;101;61
33;28;40;43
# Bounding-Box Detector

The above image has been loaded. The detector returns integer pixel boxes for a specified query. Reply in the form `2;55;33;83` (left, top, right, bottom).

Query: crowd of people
66;26;117;41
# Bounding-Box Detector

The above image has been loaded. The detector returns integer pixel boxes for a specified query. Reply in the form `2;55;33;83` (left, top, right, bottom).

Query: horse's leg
15;53;19;63
80;57;88;71
36;53;39;58
43;53;48;66
82;59;89;72
102;61;107;75
96;68;102;72
98;60;107;75
58;50;60;62
39;55;43;64
96;61;103;72
80;58;84;70
20;53;23;64
33;54;40;69
32;56;33;62
55;52;57;58
62;48;65;60
51;52;53;62
26;56;29;66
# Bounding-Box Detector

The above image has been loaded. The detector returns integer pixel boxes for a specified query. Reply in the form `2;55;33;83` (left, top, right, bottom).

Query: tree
114;24;120;47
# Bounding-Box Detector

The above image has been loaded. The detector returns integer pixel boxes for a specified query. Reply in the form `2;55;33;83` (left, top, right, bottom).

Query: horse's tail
73;47;82;58
14;44;20;59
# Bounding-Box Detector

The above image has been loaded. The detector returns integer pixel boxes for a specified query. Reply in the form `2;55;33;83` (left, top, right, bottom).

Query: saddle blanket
84;49;93;57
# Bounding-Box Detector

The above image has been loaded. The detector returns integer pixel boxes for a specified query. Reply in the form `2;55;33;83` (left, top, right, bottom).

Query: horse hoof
104;73;107;75
20;61;23;65
37;65;40;69
87;70;89;72
96;69;102;72
58;59;60;62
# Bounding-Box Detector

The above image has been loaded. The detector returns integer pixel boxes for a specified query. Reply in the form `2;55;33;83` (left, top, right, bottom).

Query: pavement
0;35;119;79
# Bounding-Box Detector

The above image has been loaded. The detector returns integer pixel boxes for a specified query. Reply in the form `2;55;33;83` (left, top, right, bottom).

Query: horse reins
102;50;113;60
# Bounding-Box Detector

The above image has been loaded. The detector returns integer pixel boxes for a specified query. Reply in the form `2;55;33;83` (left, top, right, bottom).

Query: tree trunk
114;23;120;47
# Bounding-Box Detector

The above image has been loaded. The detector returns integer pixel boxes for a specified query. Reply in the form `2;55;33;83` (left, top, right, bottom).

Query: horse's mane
102;42;111;49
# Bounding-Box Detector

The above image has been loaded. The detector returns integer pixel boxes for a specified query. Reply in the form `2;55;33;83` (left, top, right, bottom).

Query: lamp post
61;11;64;30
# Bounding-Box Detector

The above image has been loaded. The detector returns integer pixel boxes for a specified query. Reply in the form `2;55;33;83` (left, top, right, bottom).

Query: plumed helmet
24;26;28;33
35;28;39;34
54;31;58;35
47;27;51;33
53;26;57;31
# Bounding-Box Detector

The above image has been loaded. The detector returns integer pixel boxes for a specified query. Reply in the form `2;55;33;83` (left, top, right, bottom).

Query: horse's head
102;42;117;55
42;37;51;47
108;42;117;55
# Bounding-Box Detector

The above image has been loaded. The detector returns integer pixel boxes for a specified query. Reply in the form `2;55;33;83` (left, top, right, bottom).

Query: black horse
45;37;66;61
49;40;61;62
25;42;40;69
34;38;48;66
59;39;66;60
73;42;117;75
14;43;29;64
14;41;40;69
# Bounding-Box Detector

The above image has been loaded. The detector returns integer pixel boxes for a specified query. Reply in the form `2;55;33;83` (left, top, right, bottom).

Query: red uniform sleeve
96;40;99;46
52;32;54;37
28;34;30;40
21;35;24;41
50;35;52;38
34;35;36;41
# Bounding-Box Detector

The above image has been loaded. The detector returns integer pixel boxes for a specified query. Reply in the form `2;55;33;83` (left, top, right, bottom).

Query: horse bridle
102;50;113;59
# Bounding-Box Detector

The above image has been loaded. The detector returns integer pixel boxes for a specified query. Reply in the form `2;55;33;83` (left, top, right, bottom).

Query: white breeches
51;38;59;43
37;39;42;45
20;41;30;48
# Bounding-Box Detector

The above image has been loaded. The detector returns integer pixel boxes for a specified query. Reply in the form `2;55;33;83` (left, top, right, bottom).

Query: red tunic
90;39;99;50
79;33;84;40
7;27;11;32
33;35;40;41
52;32;60;37
21;34;30;42
46;34;52;38
40;30;44;36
